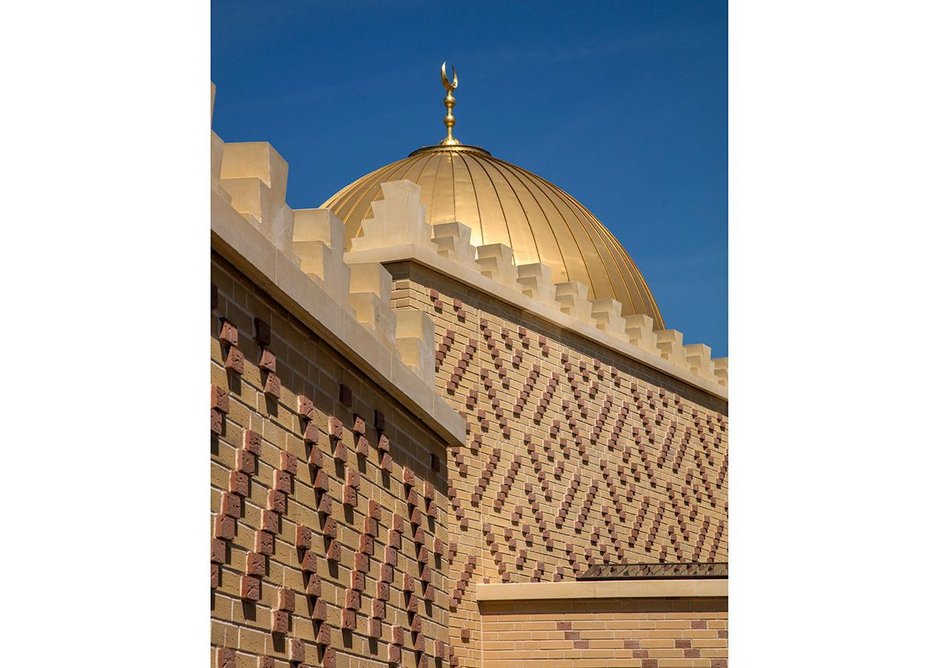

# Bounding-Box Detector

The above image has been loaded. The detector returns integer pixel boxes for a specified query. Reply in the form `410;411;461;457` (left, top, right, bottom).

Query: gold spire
440;62;460;146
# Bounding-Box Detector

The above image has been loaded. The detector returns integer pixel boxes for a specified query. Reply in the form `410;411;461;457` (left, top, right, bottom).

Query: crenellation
219;142;296;255
591;298;627;339
475;243;519;289
432;221;476;268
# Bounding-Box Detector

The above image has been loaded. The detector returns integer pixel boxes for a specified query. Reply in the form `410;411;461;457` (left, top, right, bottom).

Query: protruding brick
235;448;256;475
278;587;295;612
273;469;292;493
260;510;279;533
270;609;289;634
240;575;261;601
211;385;229;413
263;372;281;398
311;597;328;621
267;490;286;514
211;538;226;563
224;347;245;374
221;492;241;518
259;348;277;372
219;319;239;346
254;530;274;555
288;637;305;662
213;514;235;540
215;647;236;668
245;551;266;576
316;622;331;645
228;471;249;496
243;429;262;454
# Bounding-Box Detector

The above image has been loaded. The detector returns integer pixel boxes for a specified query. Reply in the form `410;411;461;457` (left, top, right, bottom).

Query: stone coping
346;244;728;402
475;579;728;602
211;191;467;446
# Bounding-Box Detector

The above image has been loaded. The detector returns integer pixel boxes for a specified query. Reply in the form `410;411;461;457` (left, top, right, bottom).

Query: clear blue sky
212;0;727;357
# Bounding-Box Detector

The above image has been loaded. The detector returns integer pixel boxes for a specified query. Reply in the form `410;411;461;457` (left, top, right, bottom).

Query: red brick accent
254;530;274;555
243;429;262;454
295;524;313;550
277;587;295;612
228;471;249;496
266;489;286;514
253;317;270;346
224;347;245;374
288;637;305;662
213;514;235;540
273;469;292;493
311;598;328;621
271;609;289;634
263;372;281;398
259;348;277;372
235;449;256;475
211;385;229;413
313;623;330;647
211;538;226;563
297;394;315;417
215;647;235;668
240;575;260;601
220;492;241;518
245;551;266;576
338;383;352;406
210;409;223;434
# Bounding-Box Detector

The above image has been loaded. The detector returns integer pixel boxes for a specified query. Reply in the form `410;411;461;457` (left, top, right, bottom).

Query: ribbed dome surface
323;144;664;329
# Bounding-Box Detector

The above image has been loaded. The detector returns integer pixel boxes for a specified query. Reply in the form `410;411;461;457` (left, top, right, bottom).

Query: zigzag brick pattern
211;257;451;668
386;269;728;668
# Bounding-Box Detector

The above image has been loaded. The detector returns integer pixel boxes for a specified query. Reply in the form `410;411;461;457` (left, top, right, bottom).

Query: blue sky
212;0;727;356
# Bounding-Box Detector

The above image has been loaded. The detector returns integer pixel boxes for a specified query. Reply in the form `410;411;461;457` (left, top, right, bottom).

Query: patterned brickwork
388;262;728;668
480;598;728;668
211;255;452;668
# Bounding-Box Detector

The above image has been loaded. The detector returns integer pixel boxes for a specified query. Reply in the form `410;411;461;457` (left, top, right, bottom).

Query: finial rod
440;62;461;146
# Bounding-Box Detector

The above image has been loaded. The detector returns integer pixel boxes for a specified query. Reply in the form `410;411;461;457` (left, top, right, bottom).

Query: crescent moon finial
439;62;461;145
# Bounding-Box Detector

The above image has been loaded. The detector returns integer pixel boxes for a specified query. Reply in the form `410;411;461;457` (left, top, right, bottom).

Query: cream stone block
432;221;476;267
394;309;435;386
475;243;519;289
348;293;397;350
292;210;350;301
684;343;716;381
713;358;729;387
293;240;351;301
211;132;229;201
293;208;343;245
554;281;594;325
220;142;288;200
219;142;295;253
352;180;433;251
656;329;687;366
516;263;556;305
591;298;627;339
623;314;659;353
348;263;396;349
348;262;392;299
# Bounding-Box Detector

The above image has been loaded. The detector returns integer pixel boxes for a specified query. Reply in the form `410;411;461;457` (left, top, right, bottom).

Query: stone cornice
347;242;728;402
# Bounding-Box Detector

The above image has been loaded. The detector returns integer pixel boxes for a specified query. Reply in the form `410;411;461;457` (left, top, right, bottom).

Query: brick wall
480;598;727;668
388;262;728;668
211;254;453;668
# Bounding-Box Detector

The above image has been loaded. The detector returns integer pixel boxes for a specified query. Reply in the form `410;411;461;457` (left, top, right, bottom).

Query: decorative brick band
475;578;727;602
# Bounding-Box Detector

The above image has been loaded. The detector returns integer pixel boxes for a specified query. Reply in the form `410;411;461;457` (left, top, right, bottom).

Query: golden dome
323;143;665;329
